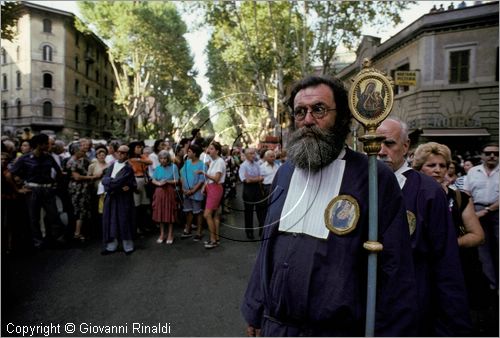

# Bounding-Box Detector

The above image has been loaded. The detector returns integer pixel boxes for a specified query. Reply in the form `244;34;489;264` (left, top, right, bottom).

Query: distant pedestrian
8;133;66;249
259;149;280;220
101;145;137;255
464;143;499;291
180;144;205;239
196;141;226;249
128;141;153;235
239;148;265;239
152;150;179;245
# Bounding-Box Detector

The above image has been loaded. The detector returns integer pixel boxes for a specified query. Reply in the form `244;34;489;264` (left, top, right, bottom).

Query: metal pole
347;59;393;337
359;132;385;337
365;154;379;336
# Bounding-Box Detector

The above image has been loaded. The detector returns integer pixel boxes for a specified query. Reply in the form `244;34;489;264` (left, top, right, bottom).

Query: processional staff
348;58;394;337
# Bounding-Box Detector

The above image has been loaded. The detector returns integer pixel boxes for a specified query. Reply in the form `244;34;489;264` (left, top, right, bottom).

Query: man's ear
403;138;410;156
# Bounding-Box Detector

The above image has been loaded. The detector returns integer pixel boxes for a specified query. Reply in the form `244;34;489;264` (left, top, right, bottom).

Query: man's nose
302;110;317;126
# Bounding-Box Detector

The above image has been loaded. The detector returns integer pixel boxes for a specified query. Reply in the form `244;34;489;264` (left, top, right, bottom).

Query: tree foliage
193;1;413;144
77;1;201;139
1;1;22;42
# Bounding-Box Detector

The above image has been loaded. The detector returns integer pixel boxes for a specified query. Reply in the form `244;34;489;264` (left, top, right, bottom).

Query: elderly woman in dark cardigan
101;145;137;255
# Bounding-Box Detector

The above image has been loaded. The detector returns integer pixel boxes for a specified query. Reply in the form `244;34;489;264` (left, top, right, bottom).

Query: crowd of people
241;75;498;337
1;75;498;337
1;129;286;255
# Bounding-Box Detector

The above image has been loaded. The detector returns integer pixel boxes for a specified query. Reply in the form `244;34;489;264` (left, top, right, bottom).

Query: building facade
1;2;121;141
338;2;499;155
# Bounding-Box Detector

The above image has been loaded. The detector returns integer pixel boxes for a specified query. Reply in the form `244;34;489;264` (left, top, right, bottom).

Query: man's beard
287;125;344;172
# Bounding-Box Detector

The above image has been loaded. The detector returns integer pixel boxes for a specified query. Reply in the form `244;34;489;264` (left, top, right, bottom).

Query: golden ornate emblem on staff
347;58;395;337
348;59;394;132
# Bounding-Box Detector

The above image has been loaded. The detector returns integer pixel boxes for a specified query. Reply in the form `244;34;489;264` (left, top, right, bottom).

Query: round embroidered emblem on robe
324;195;359;235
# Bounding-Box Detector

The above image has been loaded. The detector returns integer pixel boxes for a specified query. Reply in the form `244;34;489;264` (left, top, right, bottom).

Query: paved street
2;194;261;337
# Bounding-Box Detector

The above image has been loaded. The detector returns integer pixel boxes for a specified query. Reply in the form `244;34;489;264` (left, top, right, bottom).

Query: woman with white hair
151;150;179;244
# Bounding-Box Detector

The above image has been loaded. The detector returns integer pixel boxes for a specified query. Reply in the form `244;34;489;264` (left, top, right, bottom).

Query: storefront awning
420;128;490;137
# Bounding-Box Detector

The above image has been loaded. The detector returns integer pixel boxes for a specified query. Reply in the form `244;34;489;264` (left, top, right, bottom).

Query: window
75;56;79;70
1;48;6;64
85;85;89;95
496;47;499;82
2;102;7;118
16;99;21;117
75;33;79;47
43;73;52;88
95;70;99;82
391;63;410;95
74;79;79;95
75;105;79;121
96;89;99;98
43;101;52;117
16;46;20;61
2;74;7;90
43;19;52;33
104;75;108;89
449;50;470;84
43;45;52;62
16;71;21;88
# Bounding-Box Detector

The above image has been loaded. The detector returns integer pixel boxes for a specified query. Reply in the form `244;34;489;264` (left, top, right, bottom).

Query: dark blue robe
401;169;472;336
241;148;418;336
102;162;137;243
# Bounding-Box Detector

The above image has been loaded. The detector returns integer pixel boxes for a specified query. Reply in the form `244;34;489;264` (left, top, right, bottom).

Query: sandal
181;230;193;239
204;240;218;249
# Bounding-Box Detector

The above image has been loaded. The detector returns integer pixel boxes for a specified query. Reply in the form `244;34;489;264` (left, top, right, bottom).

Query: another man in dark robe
101;145;137;255
241;76;418;336
377;118;472;336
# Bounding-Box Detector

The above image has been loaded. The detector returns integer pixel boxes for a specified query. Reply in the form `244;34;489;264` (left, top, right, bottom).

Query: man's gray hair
387;118;409;143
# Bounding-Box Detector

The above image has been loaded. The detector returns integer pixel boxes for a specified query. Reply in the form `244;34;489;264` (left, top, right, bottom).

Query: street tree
77;1;201;139
194;1;413;143
1;1;22;42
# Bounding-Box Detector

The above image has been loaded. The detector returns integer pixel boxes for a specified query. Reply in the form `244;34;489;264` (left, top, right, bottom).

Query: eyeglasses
484;151;499;157
292;103;336;121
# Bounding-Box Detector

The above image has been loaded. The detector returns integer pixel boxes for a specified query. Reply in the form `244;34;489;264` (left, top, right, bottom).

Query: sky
27;1;479;99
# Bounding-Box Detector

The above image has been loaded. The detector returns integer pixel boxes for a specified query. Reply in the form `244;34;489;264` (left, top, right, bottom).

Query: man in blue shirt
238;148;266;239
9;133;66;249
